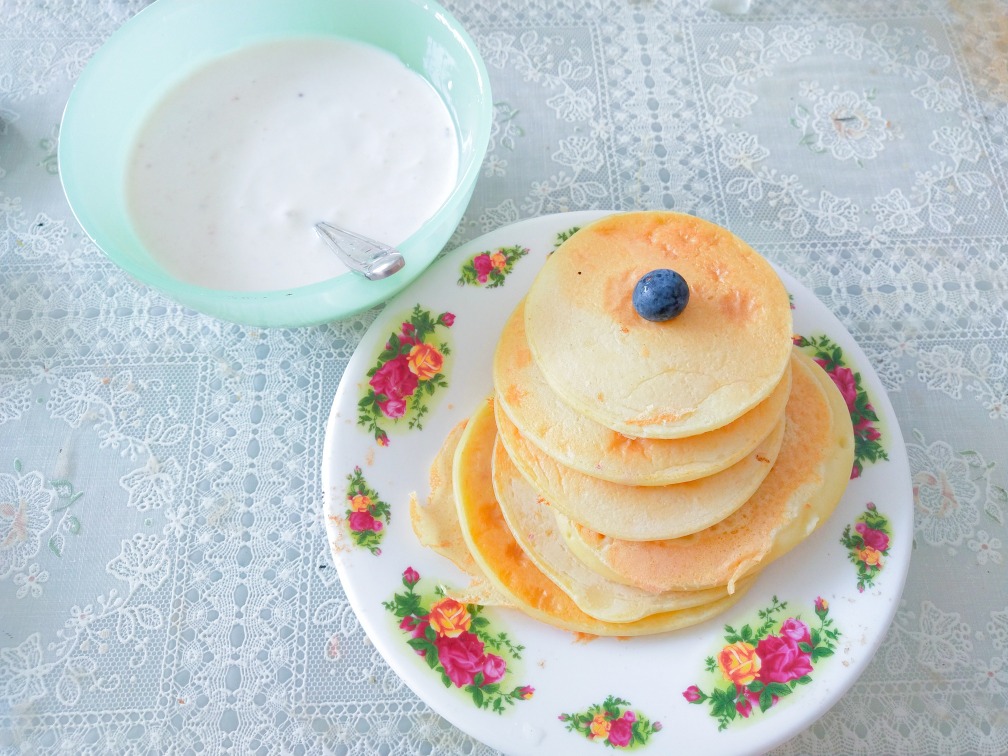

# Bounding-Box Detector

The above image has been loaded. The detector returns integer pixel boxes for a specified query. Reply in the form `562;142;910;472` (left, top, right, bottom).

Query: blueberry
632;269;689;322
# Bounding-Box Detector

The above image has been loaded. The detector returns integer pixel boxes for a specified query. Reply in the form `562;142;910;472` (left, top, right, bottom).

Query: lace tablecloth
2;0;1007;753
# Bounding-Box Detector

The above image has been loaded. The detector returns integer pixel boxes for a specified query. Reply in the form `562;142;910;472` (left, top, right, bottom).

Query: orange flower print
349;494;372;513
490;251;508;270
717;641;761;686
589;712;611;739
858;546;883;567
427;597;472;638
407;342;444;381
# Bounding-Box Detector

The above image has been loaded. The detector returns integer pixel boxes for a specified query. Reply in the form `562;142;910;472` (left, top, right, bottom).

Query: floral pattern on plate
357;305;455;446
458;244;529;287
383;567;534;713
340;466;389;555
553;225;581;249
559;695;662;749
840;502;892;591
682;597;839;730
795;333;888;478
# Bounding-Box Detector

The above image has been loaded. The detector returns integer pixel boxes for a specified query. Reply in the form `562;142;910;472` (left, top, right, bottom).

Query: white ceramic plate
321;211;912;755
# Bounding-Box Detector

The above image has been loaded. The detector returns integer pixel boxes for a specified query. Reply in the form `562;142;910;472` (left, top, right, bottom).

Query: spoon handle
314;222;405;281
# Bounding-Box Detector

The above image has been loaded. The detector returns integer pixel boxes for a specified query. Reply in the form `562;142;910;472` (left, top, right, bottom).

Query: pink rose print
473;253;493;283
755;620;814;684
855;522;890;552
482;653;507;685
369;354;418;419
854;415;882;441
780;617;812;646
347;510;382;533
402;566;420;586
436;632;487;688
797;333;888;478
829;366;858;412
607;714;634;747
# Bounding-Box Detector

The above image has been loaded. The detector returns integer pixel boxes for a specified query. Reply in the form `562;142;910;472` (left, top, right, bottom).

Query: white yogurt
125;37;459;291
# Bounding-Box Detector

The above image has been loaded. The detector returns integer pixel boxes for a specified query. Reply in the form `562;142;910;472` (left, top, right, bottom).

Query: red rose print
682;685;702;703
402;566;420;586
435;631;486;688
828;366;858;412
855;522;890;551
369;354;418;418
755;628;813;684
854;415;881;441
473;253;493;283
348;511;379;532
607;715;633;747
439;312;455;327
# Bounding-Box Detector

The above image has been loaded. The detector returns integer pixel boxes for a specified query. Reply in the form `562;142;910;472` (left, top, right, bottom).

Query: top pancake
523;211;793;438
495;299;793;485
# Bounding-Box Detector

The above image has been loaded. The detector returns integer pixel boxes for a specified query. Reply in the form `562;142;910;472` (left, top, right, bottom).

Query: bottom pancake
452;397;749;636
409;419;509;606
560;351;855;593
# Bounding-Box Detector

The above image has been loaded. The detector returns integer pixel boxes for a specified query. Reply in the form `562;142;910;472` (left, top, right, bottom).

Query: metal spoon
314;221;405;281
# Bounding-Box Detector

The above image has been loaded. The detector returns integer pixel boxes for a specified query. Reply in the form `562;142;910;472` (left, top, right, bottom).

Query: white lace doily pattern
2;0;1007;753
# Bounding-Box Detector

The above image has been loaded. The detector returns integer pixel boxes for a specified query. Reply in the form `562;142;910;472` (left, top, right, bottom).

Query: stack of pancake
411;211;855;636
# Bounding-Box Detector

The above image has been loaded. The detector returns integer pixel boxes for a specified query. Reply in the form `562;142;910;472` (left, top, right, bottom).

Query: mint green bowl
58;0;491;327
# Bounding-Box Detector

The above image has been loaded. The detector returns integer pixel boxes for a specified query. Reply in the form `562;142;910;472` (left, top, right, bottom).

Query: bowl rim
58;0;492;327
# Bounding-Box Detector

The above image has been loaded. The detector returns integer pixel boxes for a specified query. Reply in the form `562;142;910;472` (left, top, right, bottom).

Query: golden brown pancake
410;421;510;606
452;397;749;636
491;438;757;623
523;211;792;438
494;397;785;541
410;420;482;575
495;299;793;485
560;351;855;593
